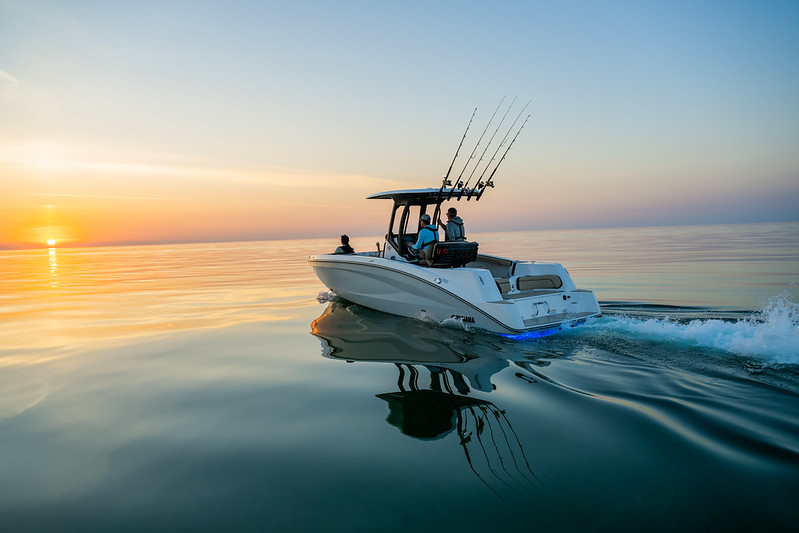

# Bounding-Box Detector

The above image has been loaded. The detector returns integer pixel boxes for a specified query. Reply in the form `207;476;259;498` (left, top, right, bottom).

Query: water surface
1;223;798;531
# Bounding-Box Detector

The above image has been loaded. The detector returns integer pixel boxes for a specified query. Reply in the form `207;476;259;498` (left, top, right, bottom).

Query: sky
1;0;798;248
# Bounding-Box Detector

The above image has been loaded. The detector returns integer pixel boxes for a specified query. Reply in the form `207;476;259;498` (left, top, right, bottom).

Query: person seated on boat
438;207;465;242
333;234;355;254
410;214;438;266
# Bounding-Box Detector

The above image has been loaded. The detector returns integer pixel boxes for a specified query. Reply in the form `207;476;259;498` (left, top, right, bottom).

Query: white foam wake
316;290;337;303
596;293;799;364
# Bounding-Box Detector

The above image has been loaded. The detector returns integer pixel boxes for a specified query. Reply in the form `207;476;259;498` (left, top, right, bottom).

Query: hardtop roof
367;188;474;204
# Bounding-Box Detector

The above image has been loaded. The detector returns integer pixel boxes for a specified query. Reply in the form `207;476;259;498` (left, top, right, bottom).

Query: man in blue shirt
410;213;438;266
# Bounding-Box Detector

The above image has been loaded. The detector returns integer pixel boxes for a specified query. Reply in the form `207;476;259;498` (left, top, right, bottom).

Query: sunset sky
1;0;798;248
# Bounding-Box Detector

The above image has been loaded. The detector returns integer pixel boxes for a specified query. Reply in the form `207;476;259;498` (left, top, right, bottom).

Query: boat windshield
387;200;443;259
371;188;468;259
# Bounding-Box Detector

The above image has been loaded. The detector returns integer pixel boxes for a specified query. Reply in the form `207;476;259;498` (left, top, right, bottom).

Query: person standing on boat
410;214;438;265
438;207;465;242
333;235;355;254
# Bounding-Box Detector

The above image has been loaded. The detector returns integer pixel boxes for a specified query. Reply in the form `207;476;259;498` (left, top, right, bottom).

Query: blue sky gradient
1;0;798;245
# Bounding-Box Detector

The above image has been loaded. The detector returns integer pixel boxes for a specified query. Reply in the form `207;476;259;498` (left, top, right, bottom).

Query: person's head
340;234;349;245
446;207;457;219
420;213;431;226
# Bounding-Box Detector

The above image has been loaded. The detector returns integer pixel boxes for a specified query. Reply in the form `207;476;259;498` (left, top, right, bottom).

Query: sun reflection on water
48;248;58;288
0;240;330;364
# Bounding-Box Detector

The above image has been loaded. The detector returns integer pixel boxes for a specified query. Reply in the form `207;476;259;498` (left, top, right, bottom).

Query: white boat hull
309;254;600;335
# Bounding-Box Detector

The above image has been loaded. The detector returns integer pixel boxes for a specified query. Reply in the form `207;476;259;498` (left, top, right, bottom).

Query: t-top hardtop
369;187;479;265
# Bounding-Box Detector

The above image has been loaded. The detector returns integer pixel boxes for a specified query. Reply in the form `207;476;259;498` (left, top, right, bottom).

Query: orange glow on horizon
4;135;793;250
0;141;403;249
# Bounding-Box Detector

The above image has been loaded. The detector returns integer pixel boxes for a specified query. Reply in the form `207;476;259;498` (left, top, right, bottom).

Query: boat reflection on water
310;301;542;499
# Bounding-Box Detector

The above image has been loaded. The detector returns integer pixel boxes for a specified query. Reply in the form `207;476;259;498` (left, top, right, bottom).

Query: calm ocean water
1;222;798;531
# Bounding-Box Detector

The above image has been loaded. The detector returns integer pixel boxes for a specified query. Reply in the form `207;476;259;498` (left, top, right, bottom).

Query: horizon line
2;218;798;251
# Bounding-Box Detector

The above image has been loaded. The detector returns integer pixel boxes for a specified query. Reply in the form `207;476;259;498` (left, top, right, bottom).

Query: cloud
0;70;19;92
24;192;173;202
0;141;415;192
20;193;383;211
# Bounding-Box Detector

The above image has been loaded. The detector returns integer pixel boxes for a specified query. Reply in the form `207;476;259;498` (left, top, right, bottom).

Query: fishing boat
308;104;601;336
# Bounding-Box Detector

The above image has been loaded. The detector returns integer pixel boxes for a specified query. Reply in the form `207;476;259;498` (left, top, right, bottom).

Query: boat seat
430;241;479;268
475;254;516;277
516;275;563;290
477;254;513;267
495;278;511;294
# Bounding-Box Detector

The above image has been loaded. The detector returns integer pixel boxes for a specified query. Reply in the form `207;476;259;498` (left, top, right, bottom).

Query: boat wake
593;293;799;364
316;291;798;364
315;290;338;303
439;315;475;331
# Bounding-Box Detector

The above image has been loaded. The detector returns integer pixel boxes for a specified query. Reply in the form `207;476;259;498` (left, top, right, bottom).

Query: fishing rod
476;113;531;201
468;100;530;200
435;108;477;208
475;100;530;186
460;96;517;199
447;97;506;200
441;108;476;188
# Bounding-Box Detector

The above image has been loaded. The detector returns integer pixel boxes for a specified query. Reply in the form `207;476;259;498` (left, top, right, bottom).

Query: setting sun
47;239;56;246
